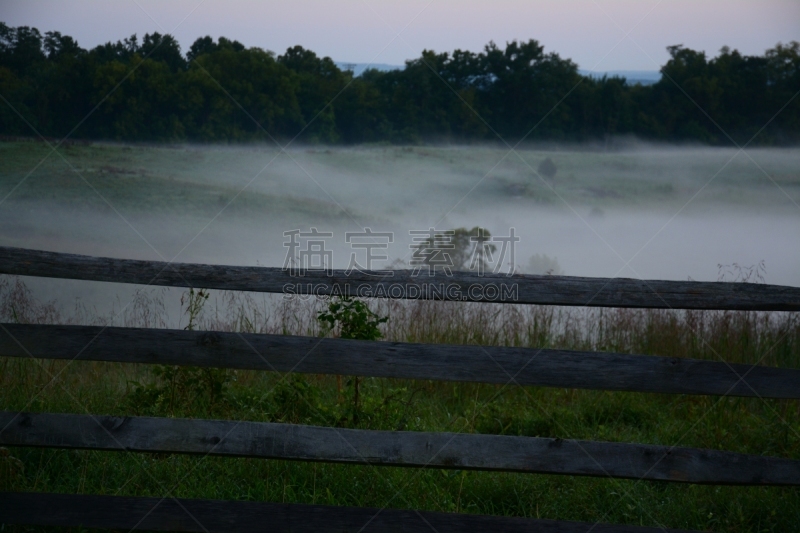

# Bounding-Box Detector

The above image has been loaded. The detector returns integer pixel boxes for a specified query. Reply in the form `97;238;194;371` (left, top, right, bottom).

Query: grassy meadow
3;138;800;284
2;140;799;217
1;273;799;532
1;139;799;531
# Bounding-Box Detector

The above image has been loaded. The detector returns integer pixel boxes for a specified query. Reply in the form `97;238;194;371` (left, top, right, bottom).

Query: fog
1;141;798;319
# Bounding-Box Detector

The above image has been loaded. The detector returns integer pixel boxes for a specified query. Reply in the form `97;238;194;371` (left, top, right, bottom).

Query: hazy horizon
3;0;798;71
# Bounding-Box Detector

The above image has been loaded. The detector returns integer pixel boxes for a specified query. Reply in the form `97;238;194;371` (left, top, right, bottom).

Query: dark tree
140;32;186;71
0;22;797;145
187;36;217;62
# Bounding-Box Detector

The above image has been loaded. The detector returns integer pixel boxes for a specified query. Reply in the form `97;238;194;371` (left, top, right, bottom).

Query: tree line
1;23;798;145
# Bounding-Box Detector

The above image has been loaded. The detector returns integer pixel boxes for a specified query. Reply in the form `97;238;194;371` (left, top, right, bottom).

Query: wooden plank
2;246;799;310
2;412;798;485
0;492;701;532
2;323;798;398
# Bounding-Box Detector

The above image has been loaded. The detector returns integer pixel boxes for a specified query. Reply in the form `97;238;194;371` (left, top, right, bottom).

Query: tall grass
1;274;798;531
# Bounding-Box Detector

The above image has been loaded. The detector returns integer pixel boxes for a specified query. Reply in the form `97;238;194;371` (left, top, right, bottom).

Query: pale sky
2;0;799;71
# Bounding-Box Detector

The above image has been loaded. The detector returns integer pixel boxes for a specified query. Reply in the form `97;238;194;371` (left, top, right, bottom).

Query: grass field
2;139;799;531
1;274;799;532
3;139;800;286
2;140;799;216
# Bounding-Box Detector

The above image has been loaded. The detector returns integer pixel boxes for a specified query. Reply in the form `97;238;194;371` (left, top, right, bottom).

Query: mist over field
1;139;798;319
2;23;798;318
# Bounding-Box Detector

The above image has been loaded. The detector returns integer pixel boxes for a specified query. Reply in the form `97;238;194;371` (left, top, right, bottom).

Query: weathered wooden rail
1;246;799;532
0;492;699;533
3;323;799;398
2;245;800;309
3;411;797;485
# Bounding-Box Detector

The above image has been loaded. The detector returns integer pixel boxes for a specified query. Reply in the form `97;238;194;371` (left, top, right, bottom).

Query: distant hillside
579;70;661;85
335;62;403;77
336;63;660;84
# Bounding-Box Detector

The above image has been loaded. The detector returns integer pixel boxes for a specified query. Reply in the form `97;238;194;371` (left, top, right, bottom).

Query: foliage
317;296;390;425
1;22;798;144
127;288;232;415
717;261;767;284
411;226;496;273
317;296;388;341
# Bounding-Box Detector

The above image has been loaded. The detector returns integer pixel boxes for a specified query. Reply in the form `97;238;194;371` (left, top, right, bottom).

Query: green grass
1;277;799;532
1;138;799;530
0;141;347;219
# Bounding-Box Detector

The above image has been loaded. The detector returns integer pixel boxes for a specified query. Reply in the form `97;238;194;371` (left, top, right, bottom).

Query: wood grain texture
2;246;799;310
0;492;701;532
2;323;797;398
3;412;798;485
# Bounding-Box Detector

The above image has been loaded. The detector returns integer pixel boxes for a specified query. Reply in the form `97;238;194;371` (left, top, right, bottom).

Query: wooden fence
1;246;799;532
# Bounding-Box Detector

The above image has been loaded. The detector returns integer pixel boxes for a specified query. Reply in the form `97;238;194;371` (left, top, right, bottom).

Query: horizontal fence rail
2;246;798;532
3;323;798;398
2;246;799;310
0;492;701;533
3;412;799;485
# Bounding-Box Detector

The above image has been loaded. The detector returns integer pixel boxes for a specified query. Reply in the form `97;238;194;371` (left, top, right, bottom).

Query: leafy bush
317;296;388;341
318;296;390;425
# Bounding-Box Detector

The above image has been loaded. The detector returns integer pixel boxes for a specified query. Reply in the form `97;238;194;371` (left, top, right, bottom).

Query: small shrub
538;157;557;180
317;296;388;342
318;296;389;426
